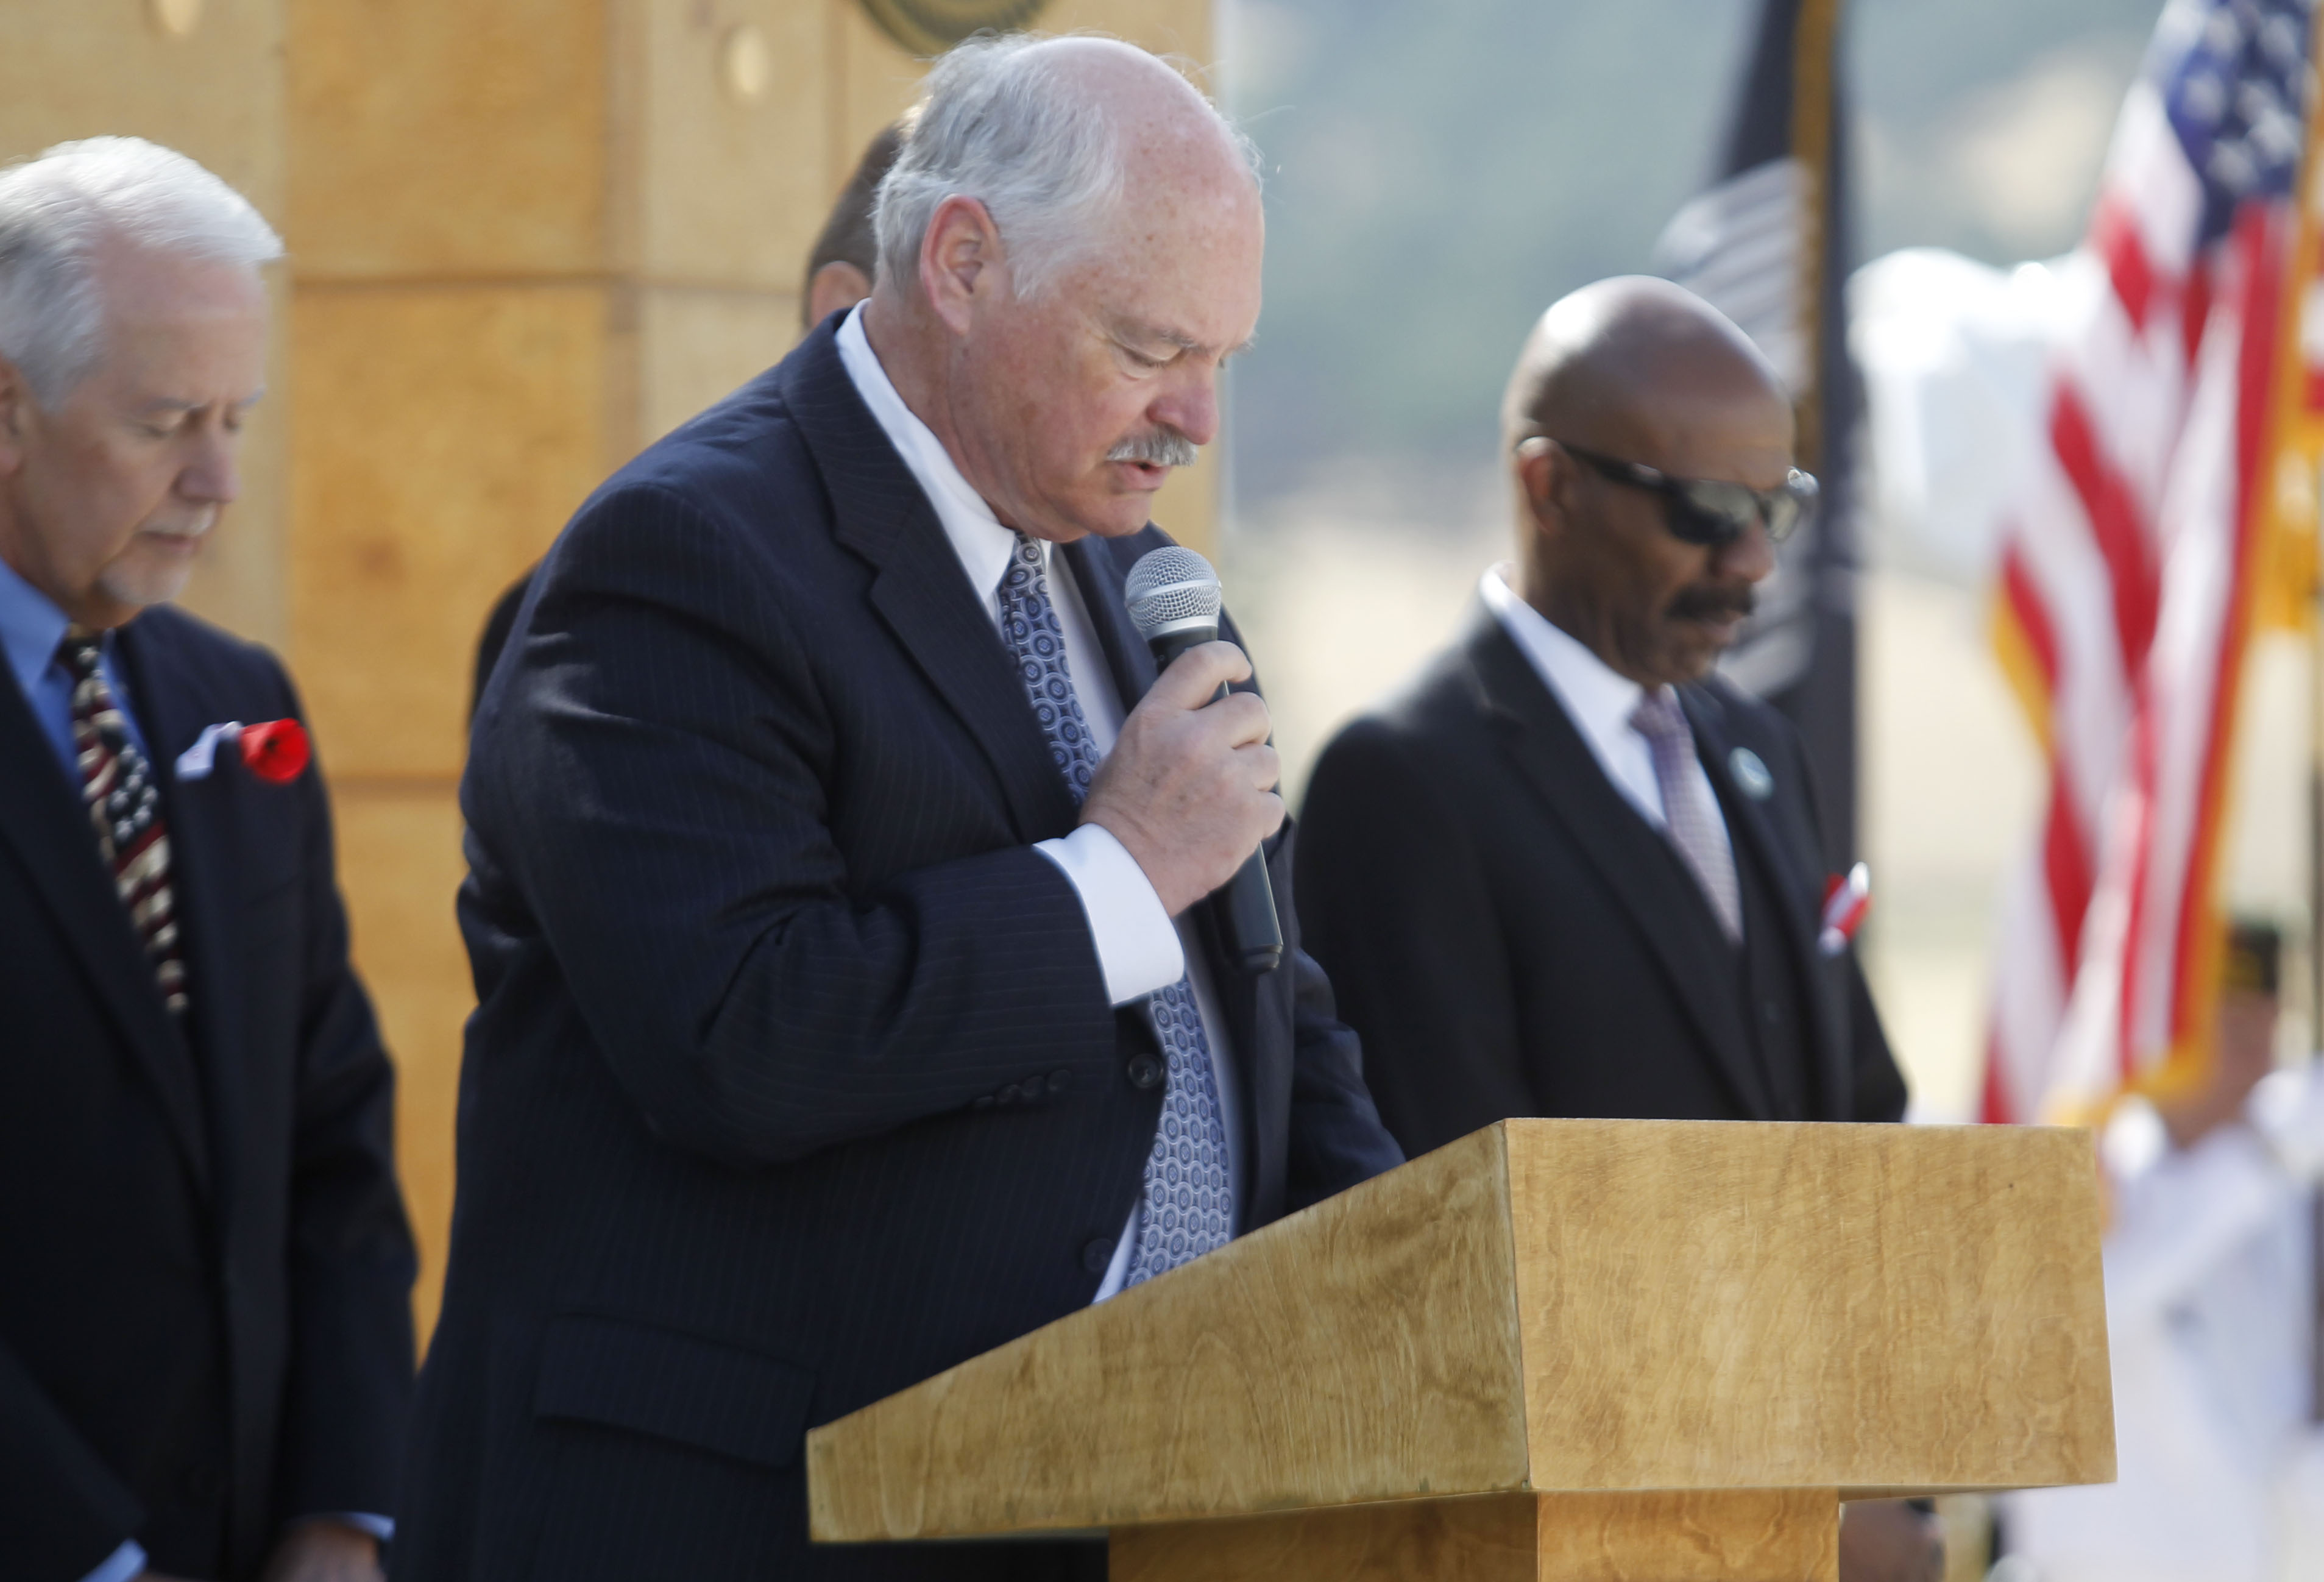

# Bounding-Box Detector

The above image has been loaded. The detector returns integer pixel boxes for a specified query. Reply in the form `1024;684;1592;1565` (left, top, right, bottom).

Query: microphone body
1124;548;1285;975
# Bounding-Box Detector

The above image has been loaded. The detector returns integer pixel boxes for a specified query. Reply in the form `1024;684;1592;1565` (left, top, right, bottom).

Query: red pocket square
239;718;311;784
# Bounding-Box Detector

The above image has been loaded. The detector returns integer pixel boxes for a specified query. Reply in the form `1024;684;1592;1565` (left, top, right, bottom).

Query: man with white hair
0;140;416;1582
397;34;1400;1580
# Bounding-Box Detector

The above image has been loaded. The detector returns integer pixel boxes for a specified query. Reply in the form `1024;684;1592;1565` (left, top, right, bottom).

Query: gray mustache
1107;429;1200;468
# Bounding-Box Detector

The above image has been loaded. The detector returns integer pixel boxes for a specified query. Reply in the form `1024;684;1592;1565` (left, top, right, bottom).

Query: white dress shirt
1480;564;1734;871
836;305;1242;1301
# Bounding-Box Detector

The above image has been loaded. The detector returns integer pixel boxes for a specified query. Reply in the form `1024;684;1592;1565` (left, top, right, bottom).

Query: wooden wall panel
640;286;804;441
331;791;472;1335
638;0;832;287
285;0;609;279
288;284;612;779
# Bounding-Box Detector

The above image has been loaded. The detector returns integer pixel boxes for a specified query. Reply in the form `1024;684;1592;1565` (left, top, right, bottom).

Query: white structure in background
1848;246;2102;588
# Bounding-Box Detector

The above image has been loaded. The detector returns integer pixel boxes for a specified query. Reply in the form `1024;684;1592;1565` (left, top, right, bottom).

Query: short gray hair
0;137;282;408
874;34;1258;301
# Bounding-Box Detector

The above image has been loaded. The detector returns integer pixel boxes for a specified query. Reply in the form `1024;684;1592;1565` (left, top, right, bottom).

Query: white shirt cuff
82;1541;146;1582
1035;823;1184;1006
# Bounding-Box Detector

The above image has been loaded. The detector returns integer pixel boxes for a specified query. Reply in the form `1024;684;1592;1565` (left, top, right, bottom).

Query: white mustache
140;513;215;542
1107;430;1199;468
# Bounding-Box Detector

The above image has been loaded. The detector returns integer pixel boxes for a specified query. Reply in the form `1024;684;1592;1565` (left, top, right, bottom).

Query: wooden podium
807;1119;2114;1580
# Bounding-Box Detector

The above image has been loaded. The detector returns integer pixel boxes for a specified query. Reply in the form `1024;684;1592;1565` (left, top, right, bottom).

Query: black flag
1651;0;1862;871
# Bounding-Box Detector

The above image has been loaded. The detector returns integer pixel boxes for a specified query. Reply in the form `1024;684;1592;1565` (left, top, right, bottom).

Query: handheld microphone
1124;546;1284;975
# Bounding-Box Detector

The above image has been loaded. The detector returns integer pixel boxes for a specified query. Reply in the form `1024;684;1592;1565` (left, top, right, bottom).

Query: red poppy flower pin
172;718;312;785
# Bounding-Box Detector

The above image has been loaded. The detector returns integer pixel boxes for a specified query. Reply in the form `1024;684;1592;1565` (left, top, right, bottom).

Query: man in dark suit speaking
0;140;416;1582
1298;277;1908;1149
397;35;1400;1581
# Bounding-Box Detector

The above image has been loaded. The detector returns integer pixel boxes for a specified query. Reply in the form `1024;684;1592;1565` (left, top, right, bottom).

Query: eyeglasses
1549;440;1818;548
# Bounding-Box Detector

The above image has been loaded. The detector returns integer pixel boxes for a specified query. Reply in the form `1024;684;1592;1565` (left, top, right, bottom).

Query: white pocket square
174;722;243;781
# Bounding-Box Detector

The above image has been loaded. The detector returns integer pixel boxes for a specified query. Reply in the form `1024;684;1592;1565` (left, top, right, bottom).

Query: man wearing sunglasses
1297;272;1907;1158
1297;277;1927;1579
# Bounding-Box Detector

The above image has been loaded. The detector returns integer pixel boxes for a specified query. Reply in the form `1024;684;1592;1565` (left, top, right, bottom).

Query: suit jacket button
1047;1068;1072;1096
1762;1001;1783;1027
1125;1054;1164;1090
1082;1236;1116;1274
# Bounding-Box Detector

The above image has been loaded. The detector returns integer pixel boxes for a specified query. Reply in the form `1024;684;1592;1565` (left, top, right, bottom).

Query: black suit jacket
396;319;1401;1581
0;606;417;1582
1296;605;1905;1160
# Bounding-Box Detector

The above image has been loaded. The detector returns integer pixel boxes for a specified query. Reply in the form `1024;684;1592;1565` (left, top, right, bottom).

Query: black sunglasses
1550;440;1818;548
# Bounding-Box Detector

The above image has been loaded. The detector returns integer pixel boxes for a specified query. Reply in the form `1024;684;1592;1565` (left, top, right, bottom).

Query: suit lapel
118;619;248;1197
0;642;211;1193
1462;610;1776;1119
1682;687;1854;1119
783;324;1079;845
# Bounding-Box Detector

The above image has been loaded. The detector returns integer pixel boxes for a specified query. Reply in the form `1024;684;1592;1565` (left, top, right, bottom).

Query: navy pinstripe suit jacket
394;317;1401;1580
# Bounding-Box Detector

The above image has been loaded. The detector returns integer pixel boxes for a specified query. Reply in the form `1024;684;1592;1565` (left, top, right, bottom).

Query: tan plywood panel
809;1119;2113;1541
330;785;470;1341
807;1126;1534;1542
1046;0;1211;61
286;0;608;278
829;0;926;199
1503;1119;2116;1497
640;285;801;445
1111;1490;1838;1582
0;0;285;207
637;0;831;288
289;283;612;778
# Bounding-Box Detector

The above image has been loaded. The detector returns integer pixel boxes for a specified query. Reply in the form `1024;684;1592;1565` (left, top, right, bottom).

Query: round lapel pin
1729;746;1774;800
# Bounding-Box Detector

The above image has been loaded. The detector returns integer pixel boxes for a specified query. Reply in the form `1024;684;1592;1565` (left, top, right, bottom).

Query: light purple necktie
996;533;1233;1285
1629;691;1741;944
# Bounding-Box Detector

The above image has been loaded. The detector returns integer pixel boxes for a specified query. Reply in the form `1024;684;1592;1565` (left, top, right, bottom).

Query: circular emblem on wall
857;0;1055;55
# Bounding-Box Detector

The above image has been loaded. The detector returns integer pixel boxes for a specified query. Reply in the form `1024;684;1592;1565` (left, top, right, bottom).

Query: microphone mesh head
1124;545;1223;637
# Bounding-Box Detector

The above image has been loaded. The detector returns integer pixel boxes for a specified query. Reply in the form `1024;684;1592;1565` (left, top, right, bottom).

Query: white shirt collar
1479;564;1663;749
834;303;1021;605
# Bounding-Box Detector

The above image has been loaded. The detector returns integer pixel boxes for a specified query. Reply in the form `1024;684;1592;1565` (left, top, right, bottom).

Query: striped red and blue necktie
58;628;189;1016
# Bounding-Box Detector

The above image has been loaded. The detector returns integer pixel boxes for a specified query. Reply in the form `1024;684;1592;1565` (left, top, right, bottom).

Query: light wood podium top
807;1118;2113;1544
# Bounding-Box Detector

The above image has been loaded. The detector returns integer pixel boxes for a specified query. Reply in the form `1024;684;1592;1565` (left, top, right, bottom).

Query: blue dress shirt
0;555;151;787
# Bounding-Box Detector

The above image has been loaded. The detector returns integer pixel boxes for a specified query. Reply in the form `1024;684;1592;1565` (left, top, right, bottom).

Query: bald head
1502;275;1788;466
1503;277;1794;688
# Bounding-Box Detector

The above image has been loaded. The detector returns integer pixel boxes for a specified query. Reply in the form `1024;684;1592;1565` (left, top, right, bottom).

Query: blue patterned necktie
996;532;1234;1285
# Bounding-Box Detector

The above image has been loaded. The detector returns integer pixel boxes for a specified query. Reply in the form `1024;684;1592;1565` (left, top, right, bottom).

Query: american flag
1983;0;2313;1124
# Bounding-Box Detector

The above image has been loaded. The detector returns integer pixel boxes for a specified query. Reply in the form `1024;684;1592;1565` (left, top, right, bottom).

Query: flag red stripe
1980;1030;2014;1124
2042;768;2095;984
2093;194;2157;333
2000;542;2061;693
2051;386;2160;676
2183;254;2213;370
